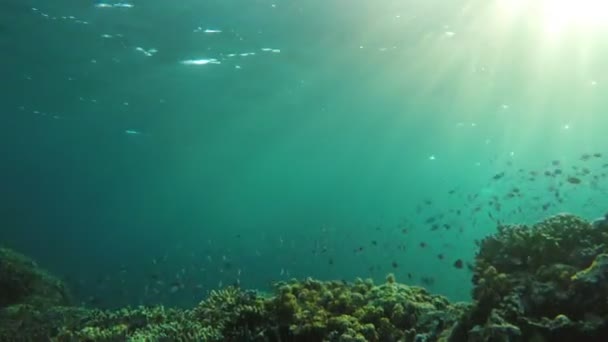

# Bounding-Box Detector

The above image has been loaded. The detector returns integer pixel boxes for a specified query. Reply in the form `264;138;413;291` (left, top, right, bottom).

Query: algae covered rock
571;253;608;284
0;247;70;308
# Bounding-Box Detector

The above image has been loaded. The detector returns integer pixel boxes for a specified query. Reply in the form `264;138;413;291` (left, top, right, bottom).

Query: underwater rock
467;309;521;342
0;247;70;309
571;253;608;284
591;213;608;229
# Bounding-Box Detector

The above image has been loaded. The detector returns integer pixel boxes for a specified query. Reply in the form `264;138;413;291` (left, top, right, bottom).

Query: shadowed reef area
2;213;608;342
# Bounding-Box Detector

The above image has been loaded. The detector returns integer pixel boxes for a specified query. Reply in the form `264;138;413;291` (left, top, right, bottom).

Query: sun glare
498;0;608;34
545;0;608;28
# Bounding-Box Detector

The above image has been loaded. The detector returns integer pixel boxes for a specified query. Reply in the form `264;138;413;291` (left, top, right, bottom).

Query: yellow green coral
571;253;608;283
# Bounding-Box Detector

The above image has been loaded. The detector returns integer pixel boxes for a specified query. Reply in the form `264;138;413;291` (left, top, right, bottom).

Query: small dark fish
453;259;464;269
552;160;560;166
419;242;427;248
567;176;582;184
492;172;505;180
581;153;591;161
488;211;496;222
371;240;378;246
437;254;444;260
421;276;435;286
407;273;413;280
391;261;399;268
593;153;602;158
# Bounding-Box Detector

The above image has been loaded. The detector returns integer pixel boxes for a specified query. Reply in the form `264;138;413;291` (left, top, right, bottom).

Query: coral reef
2;213;608;341
0;263;464;341
450;213;608;341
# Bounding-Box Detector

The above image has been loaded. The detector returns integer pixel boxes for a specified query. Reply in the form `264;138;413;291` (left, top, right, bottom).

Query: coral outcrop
450;213;608;341
0;247;70;309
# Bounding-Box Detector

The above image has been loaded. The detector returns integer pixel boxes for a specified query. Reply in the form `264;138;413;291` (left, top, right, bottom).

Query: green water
2;0;608;308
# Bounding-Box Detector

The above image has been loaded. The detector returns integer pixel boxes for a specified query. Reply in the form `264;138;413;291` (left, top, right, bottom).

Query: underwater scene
2;0;608;341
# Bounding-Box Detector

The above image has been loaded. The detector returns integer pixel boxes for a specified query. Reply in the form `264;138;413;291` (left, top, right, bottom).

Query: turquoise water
2;0;608;308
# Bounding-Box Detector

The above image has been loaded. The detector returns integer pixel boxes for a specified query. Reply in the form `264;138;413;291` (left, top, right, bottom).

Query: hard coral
267;276;464;342
452;213;608;341
192;286;267;340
